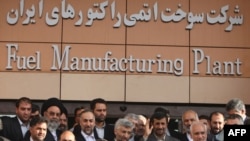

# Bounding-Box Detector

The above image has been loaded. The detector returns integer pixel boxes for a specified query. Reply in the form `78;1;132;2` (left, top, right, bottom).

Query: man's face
44;106;61;131
210;114;225;134
80;112;95;135
30;122;47;141
190;124;207;141
115;126;133;141
93;103;107;122
199;119;211;131
16;101;32;123
31;110;40;120
182;111;198;133
134;119;145;136
152;118;167;138
59;113;68;131
75;109;85;124
44;106;61;120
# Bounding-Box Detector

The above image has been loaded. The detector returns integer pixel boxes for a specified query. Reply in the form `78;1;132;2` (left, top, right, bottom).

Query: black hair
30;116;48;127
90;98;106;110
16;97;32;108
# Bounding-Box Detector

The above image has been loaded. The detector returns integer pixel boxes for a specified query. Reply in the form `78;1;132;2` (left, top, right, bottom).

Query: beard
58;123;68;131
95;117;105;122
47;119;60;132
183;125;191;133
95;115;106;122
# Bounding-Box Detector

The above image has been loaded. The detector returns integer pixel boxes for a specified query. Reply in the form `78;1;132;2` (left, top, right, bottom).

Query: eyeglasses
47;111;60;117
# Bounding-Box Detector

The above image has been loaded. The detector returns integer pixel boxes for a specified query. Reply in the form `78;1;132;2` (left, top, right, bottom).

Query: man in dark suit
0;97;32;140
114;118;134;141
190;121;208;141
90;98;115;141
41;97;65;141
23;116;48;141
170;110;199;141
226;98;250;125
74;110;100;141
144;112;179;141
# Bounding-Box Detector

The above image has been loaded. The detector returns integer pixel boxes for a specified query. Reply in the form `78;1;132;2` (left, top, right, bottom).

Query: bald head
190;121;207;141
59;130;75;141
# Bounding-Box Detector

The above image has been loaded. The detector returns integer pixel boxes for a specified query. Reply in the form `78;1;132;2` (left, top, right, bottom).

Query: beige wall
0;0;250;104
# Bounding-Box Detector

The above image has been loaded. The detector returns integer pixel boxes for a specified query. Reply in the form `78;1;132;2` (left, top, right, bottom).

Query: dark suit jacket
94;124;115;141
74;125;100;141
146;133;180;141
169;131;188;141
23;128;61;141
45;129;62;141
23;131;31;141
0;116;25;141
244;116;250;125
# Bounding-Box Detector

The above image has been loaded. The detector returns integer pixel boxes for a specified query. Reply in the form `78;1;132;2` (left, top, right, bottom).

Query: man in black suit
0;97;32;140
114;118;134;141
144;112;180;141
41;97;65;141
90;98;115;141
171;110;199;141
226;98;250;125
74;110;100;141
23;116;48;141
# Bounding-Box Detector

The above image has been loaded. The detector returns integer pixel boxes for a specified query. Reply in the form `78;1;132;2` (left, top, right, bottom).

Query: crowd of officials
0;97;249;141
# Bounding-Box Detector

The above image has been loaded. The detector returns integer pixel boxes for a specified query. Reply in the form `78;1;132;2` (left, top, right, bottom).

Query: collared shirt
186;133;193;141
128;135;135;141
165;128;170;136
81;130;96;141
30;137;34;141
214;130;224;141
242;115;246;121
154;133;165;141
17;117;30;137
50;129;58;141
95;123;105;139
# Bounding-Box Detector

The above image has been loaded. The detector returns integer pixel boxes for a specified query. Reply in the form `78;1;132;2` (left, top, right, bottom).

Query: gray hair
124;113;140;122
115;118;134;130
190;121;207;135
225;114;244;125
226;98;245;112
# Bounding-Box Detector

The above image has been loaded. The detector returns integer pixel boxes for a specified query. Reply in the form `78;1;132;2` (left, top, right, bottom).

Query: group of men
0;97;249;141
0;97;73;141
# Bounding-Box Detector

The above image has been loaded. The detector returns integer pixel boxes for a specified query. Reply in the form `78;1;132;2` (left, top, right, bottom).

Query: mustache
47;119;60;131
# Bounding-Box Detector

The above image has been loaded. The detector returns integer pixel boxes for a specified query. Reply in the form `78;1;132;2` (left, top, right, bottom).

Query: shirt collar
81;130;95;139
154;133;165;140
17;116;29;126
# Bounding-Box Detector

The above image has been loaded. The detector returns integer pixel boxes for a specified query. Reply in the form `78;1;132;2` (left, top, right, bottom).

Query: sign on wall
0;0;250;104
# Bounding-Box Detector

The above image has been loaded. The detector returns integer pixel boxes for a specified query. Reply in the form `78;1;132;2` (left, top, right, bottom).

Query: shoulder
244;116;250;125
169;131;185;140
166;135;180;141
0;136;11;141
105;123;114;129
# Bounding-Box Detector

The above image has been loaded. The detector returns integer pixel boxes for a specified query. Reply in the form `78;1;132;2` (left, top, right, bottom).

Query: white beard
47;119;60;132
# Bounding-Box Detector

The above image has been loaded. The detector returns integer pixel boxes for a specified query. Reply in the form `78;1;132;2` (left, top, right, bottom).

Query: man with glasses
41;97;65;141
